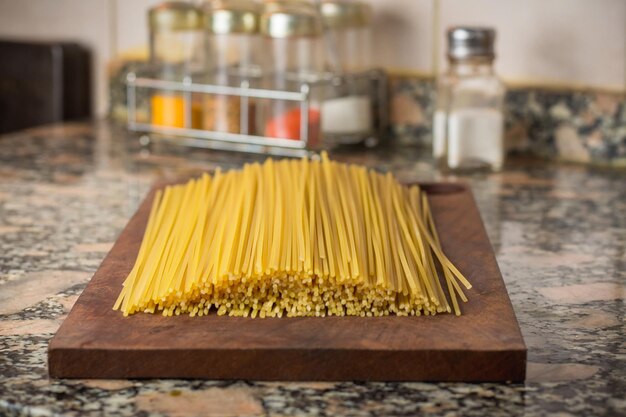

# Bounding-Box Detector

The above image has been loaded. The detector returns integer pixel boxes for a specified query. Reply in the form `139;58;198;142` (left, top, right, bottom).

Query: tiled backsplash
391;76;626;167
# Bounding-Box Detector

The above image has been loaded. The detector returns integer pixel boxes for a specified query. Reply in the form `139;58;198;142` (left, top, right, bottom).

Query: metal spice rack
126;69;389;157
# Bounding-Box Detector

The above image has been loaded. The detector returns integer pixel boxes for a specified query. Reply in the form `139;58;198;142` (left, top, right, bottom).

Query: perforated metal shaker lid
447;27;496;60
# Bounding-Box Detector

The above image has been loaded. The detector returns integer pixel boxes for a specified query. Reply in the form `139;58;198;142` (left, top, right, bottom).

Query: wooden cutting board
48;182;526;381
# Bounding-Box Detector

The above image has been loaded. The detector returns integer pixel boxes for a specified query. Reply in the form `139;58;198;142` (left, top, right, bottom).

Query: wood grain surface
48;182;526;381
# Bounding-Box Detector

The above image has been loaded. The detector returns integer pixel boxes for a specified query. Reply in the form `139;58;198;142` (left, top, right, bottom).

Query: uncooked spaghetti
114;153;471;318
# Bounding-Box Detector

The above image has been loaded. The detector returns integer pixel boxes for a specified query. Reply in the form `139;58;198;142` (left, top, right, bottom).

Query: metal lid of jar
320;0;371;28
263;0;316;13
203;0;261;35
149;2;204;31
260;1;322;38
447;27;496;60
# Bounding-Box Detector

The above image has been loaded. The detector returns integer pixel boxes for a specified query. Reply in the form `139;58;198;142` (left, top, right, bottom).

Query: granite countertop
0;121;624;417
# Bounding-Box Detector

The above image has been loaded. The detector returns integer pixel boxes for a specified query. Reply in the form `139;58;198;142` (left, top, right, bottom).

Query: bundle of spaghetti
114;152;471;318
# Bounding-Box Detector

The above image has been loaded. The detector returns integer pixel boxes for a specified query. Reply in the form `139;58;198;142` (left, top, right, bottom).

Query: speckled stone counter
0;121;624;417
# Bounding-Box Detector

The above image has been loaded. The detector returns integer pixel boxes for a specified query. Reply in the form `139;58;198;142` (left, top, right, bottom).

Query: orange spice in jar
202;95;255;134
202;0;262;134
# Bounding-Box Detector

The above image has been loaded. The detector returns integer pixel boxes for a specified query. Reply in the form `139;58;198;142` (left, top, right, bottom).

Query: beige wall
0;0;624;116
114;0;163;54
437;0;626;90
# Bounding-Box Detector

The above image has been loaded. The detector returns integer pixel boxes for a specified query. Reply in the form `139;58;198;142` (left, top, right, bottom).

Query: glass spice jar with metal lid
257;0;325;145
201;0;262;135
320;0;372;73
148;1;205;129
319;0;373;144
433;27;505;172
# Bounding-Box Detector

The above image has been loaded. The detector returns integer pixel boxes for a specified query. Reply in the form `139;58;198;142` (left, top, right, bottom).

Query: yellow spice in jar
151;94;202;129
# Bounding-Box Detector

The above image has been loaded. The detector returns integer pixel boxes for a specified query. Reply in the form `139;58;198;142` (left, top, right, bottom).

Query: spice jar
202;0;261;134
149;2;205;129
320;0;373;144
320;0;372;73
433;27;505;171
258;1;324;144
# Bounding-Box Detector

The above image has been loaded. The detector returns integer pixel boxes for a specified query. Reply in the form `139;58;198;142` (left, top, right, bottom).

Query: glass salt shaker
201;0;262;135
149;2;205;129
433;27;505;172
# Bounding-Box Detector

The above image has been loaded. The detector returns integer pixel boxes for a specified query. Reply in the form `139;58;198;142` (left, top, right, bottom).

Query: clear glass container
257;1;324;145
202;0;261;134
320;0;372;73
149;2;205;129
319;0;373;144
433;27;505;172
